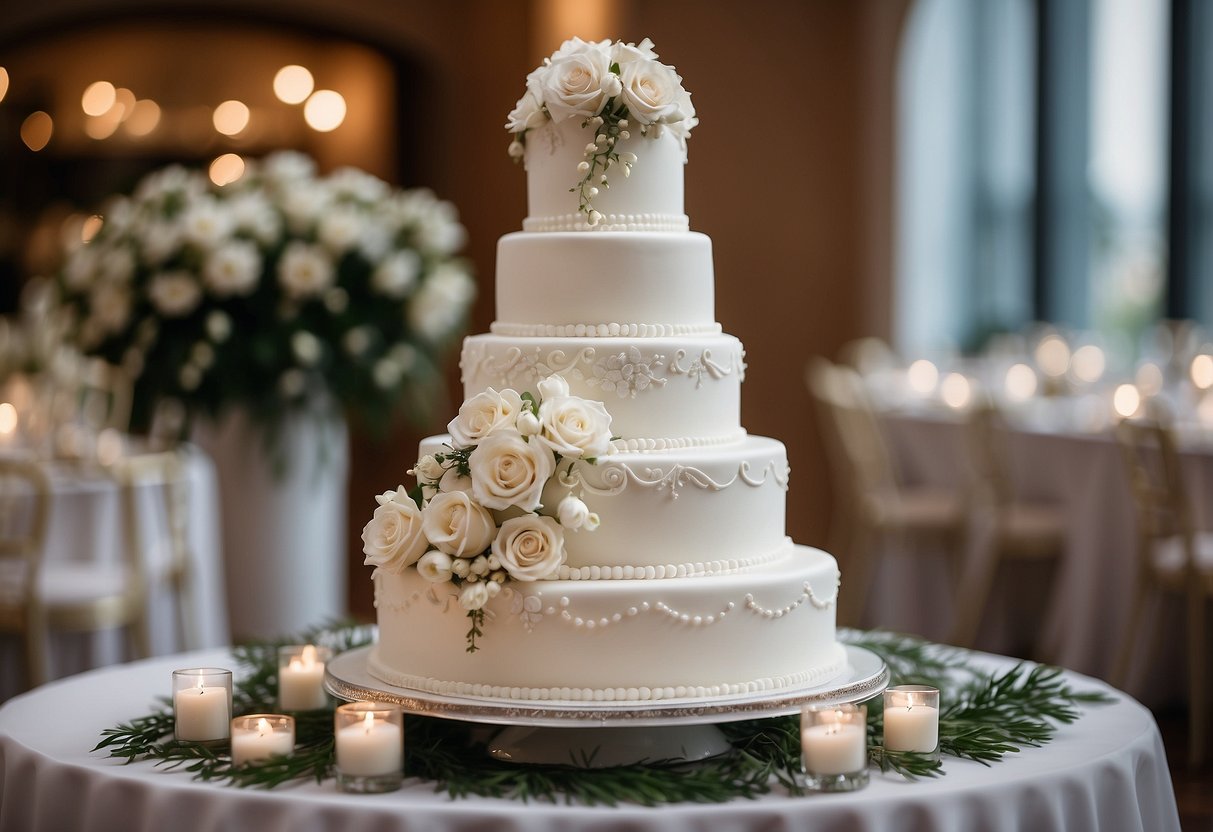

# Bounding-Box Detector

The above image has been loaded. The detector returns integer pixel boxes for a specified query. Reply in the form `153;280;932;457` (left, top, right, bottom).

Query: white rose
416;551;453;583
537;374;570;400
468;432;555;511
147;271;202;318
517;411;540;437
557;495;599;532
438;467;473;495
361;487;429;573
618;60;683;125
459;581;491;611
203;240;261;296
610;38;660;66
505;86;547;133
448;387;524;448
537;395;614;459
541;38;614;122
277;241;335;299
421;490;496;558
492;515;566;582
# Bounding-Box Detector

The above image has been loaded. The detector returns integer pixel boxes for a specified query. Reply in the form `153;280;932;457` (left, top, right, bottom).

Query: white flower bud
620;152;637;164
557;495;594;531
451;558;470;577
470;555;490;576
619;130;630;140
618;119;629;128
205;311;230;343
588;187;599;198
416;550;454;583
508;140;525;159
409;454;444;482
459;581;490;611
486;581;502;597
585;143;599;154
603;75;623;98
517;410;541;437
486;554;501;570
588;210;603;226
585;512;601;531
291;330;322;366
577;161;590;173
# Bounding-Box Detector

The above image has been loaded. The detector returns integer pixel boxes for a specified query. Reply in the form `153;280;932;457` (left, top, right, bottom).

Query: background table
867;406;1212;707
0;646;1181;832
0;445;229;701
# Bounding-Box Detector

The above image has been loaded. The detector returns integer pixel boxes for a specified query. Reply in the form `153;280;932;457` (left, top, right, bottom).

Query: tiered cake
363;38;846;703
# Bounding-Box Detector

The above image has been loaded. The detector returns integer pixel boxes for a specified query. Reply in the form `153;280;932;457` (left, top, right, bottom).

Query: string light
20;111;53;151
304;89;346;132
81;81;117;117
209;153;246;186
213;100;250;136
273;65;314;104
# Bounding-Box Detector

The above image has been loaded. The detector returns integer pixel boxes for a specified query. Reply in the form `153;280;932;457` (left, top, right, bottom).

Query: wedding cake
361;38;846;703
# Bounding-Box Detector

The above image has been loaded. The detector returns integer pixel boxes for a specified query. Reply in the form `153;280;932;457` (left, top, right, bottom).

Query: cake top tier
506;38;697;232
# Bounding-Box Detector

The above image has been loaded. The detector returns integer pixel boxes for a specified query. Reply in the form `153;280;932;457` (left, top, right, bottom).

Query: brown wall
0;0;908;622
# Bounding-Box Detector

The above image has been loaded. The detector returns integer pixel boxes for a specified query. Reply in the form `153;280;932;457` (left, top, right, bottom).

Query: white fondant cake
362;38;845;703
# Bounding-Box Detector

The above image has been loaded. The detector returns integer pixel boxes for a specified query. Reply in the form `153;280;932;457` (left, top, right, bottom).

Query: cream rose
409;454;444;483
416;550;454;583
421;490;496;558
505;86;547;133
361;487;428;573
447;387;524;448
540;39;614;122
438;467;473;495
537;374;570;400
468;432;555;511
492;515;566;581
618;59;683;124
537;395;613;459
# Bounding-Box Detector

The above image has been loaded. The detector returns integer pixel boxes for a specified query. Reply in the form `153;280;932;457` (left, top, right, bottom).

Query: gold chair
1114;417;1213;766
0;457;150;691
806;357;966;625
111;447;199;652
949;399;1068;655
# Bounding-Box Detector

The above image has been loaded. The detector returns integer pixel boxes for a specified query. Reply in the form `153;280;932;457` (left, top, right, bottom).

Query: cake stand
325;644;888;766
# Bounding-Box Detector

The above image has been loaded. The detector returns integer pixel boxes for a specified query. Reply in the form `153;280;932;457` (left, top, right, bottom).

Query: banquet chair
1114;417;1213;766
112;448;199;652
806;357;966;625
949;399;1067;655
0;457;150;690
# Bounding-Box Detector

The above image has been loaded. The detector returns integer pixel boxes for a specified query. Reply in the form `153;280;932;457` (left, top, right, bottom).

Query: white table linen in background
0;446;229;701
868;409;1211;706
0;647;1180;832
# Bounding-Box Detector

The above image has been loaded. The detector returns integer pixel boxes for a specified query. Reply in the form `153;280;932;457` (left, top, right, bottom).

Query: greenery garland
94;625;1110;804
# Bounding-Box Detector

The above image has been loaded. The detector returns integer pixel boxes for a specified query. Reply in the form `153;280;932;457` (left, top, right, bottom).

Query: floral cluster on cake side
361;375;614;651
505;37;697;224
54;151;474;435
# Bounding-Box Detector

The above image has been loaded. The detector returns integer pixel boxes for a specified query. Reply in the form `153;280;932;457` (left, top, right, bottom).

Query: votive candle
334;702;404;793
278;644;331;711
883;685;940;758
230;714;295;767
799;703;869;792
172;668;232;744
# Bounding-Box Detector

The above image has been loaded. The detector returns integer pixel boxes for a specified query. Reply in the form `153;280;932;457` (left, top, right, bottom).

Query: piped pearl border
523;213;690;232
366;648;848;703
554;542;786;581
490;322;723;338
609;432;747;453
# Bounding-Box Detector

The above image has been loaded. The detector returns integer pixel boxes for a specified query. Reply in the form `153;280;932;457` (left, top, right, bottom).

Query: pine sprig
94;625;1111;803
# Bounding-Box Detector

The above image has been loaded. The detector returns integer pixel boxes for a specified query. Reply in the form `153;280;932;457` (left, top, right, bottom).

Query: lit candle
883;685;940;754
230;715;295;767
279;644;330;711
172;668;232;743
798;703;869;791
336;710;403;777
0;402;17;448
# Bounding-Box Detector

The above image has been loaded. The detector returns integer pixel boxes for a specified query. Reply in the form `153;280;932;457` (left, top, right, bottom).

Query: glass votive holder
334;702;404;793
883;685;940;761
278;644;332;711
231;714;296;767
799;702;869;792
172;667;232;745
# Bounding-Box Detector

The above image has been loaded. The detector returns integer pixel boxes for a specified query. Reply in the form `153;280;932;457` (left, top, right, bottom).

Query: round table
0;647;1180;832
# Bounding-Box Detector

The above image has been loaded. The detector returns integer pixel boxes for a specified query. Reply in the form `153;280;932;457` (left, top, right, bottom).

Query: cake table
0;647;1180;832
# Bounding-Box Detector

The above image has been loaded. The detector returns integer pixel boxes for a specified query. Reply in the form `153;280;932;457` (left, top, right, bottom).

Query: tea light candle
172;668;232;743
798;703;869;792
883;685;940;756
278;644;331;710
334;702;404;793
231;715;295;767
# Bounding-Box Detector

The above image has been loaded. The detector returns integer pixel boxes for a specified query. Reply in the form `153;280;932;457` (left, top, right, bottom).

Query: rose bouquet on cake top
53;151;475;437
505;37;697;224
361;375;614;652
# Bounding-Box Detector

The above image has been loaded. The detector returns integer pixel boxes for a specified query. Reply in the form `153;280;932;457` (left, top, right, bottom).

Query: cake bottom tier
369;544;845;703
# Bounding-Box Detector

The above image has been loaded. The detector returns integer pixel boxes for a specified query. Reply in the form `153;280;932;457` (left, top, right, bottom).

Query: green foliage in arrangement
94;626;1111;803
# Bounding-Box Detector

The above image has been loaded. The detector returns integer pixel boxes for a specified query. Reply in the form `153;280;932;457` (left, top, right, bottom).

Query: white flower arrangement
361;375;613;652
505;37;697;224
54;151;475;435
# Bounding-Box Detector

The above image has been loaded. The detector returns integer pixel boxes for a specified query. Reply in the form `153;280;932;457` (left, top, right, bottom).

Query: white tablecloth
0;647;1181;832
0;446;229;701
868;408;1212;706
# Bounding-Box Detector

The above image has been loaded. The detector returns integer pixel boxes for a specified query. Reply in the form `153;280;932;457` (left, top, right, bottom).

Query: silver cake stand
325;644;888;767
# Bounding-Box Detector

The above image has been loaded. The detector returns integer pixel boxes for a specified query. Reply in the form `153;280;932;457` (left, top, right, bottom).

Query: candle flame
362;710;375;733
257;717;271;736
195;679;205;693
